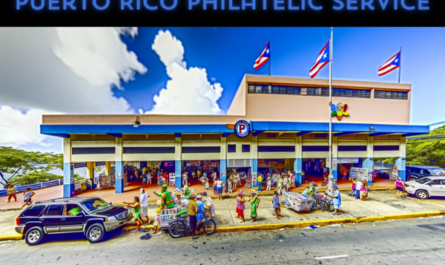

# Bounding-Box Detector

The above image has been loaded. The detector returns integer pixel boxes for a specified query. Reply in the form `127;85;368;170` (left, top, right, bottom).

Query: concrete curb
3;211;442;241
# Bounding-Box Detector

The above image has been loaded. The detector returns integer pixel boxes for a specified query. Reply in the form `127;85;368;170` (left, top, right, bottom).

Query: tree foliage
0;146;63;186
9;172;63;185
374;125;445;167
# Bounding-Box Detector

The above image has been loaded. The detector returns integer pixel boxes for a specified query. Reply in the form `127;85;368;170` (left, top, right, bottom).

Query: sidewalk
2;191;445;240
0;178;395;211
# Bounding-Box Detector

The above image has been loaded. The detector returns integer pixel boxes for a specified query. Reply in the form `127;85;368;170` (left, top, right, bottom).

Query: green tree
0;146;63;186
375;125;445;167
9;172;63;185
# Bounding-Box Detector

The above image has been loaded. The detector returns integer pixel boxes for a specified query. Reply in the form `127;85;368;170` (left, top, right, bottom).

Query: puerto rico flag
378;52;400;76
253;42;270;70
309;41;330;78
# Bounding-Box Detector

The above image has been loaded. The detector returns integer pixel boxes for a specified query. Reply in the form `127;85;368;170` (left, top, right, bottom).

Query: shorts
396;186;404;191
214;186;217;191
217;187;223;194
134;211;140;219
236;208;244;218
334;205;340;209
140;206;148;218
24;199;32;203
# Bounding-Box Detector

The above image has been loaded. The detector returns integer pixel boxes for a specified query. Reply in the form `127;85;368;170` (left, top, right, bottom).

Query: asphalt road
1;217;445;265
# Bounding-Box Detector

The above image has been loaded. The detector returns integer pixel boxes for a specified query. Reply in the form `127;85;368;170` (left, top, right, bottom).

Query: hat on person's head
197;195;202;199
189;194;196;199
333;185;338;189
238;190;243;196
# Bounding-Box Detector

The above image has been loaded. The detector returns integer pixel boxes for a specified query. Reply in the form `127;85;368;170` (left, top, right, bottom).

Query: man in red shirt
342;167;348;181
163;171;168;185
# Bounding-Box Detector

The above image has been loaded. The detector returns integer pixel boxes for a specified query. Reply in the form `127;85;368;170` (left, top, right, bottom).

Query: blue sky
117;27;445;125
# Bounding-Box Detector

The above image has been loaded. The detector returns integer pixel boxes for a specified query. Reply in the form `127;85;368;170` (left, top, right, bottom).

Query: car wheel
408;176;417;181
86;223;105;243
416;190;429;200
25;226;44;246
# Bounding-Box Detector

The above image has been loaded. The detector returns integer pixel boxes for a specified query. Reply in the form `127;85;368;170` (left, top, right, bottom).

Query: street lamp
133;116;141;128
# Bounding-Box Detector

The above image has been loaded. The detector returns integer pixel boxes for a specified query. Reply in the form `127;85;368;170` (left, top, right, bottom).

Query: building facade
40;75;429;197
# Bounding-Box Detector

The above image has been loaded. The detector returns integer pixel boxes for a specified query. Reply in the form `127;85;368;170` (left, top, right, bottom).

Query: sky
1;27;444;154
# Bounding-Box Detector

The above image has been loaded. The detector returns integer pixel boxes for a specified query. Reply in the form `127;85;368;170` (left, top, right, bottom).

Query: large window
374;90;408;100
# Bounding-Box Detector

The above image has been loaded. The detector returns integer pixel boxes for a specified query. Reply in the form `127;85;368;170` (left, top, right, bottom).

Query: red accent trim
378;66;399;76
310;61;329;78
254;57;270;70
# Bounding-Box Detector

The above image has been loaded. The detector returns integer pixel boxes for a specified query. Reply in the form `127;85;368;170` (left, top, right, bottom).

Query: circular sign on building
234;120;250;138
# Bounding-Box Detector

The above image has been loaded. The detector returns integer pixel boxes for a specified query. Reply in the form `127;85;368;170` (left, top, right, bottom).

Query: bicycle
168;209;216;238
314;191;333;212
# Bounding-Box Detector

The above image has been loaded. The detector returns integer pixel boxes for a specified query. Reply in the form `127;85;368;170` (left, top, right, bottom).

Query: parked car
15;197;133;245
405;165;444;181
375;168;391;179
404;176;445;199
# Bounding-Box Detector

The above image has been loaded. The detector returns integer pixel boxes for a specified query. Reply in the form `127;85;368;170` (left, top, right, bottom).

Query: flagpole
328;27;334;195
269;39;271;76
398;46;402;83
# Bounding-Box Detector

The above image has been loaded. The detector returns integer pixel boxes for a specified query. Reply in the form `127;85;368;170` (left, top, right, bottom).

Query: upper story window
332;88;370;98
374;90;408;100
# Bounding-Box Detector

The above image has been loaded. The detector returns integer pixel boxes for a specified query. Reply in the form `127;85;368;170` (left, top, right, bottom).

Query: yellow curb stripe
0;234;23;241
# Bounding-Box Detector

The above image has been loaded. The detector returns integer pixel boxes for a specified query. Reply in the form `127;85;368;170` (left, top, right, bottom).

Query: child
213;179;218;195
21;188;35;209
228;178;233;193
153;208;161;234
272;191;281;220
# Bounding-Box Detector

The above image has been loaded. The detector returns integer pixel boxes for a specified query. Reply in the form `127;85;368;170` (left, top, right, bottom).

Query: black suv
406;165;444;181
15;197;133;245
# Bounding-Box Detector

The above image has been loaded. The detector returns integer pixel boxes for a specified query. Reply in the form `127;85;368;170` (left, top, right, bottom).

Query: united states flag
309;41;330;78
378;52;400;76
253;42;270;70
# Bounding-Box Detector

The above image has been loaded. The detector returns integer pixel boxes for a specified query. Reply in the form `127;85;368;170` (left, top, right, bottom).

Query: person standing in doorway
7;184;17;203
272;191;281;220
266;173;272;191
182;172;188;186
187;194;199;239
342;167;348;181
140;188;150;225
257;173;263;192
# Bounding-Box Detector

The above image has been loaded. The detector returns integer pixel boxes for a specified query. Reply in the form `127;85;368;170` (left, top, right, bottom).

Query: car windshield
430;169;443;176
80;199;111;213
417;178;432;184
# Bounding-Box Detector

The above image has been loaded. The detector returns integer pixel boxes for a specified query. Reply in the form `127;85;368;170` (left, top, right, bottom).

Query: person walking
187;194;199;239
329;185;341;215
276;176;283;195
257;173;263;192
248;189;260;222
140;188;150;225
21;188;35;209
355;178;362;200
266;173;272;191
7;184;17;203
124;197;142;231
236;190;246;223
272;191;281;220
342;167;348;181
395;177;406;198
215;178;223;200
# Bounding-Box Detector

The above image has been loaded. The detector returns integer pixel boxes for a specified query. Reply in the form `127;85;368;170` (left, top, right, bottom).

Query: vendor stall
281;192;317;213
350;167;372;182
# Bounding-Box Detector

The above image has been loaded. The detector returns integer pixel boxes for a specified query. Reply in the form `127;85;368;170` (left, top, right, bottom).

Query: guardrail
0;179;63;197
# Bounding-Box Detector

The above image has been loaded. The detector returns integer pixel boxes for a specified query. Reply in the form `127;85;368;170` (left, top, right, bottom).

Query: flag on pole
378;52;400;76
253;42;270;70
309;41;330;78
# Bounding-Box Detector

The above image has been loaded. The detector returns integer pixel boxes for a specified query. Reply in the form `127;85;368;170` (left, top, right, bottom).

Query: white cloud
0;27;147;150
147;30;224;115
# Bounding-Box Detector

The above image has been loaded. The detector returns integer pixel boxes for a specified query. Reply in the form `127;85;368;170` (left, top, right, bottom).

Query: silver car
404;176;445;199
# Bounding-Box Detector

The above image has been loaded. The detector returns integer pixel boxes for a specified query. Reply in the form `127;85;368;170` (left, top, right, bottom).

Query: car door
60;204;86;233
42;204;65;233
427;179;445;196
